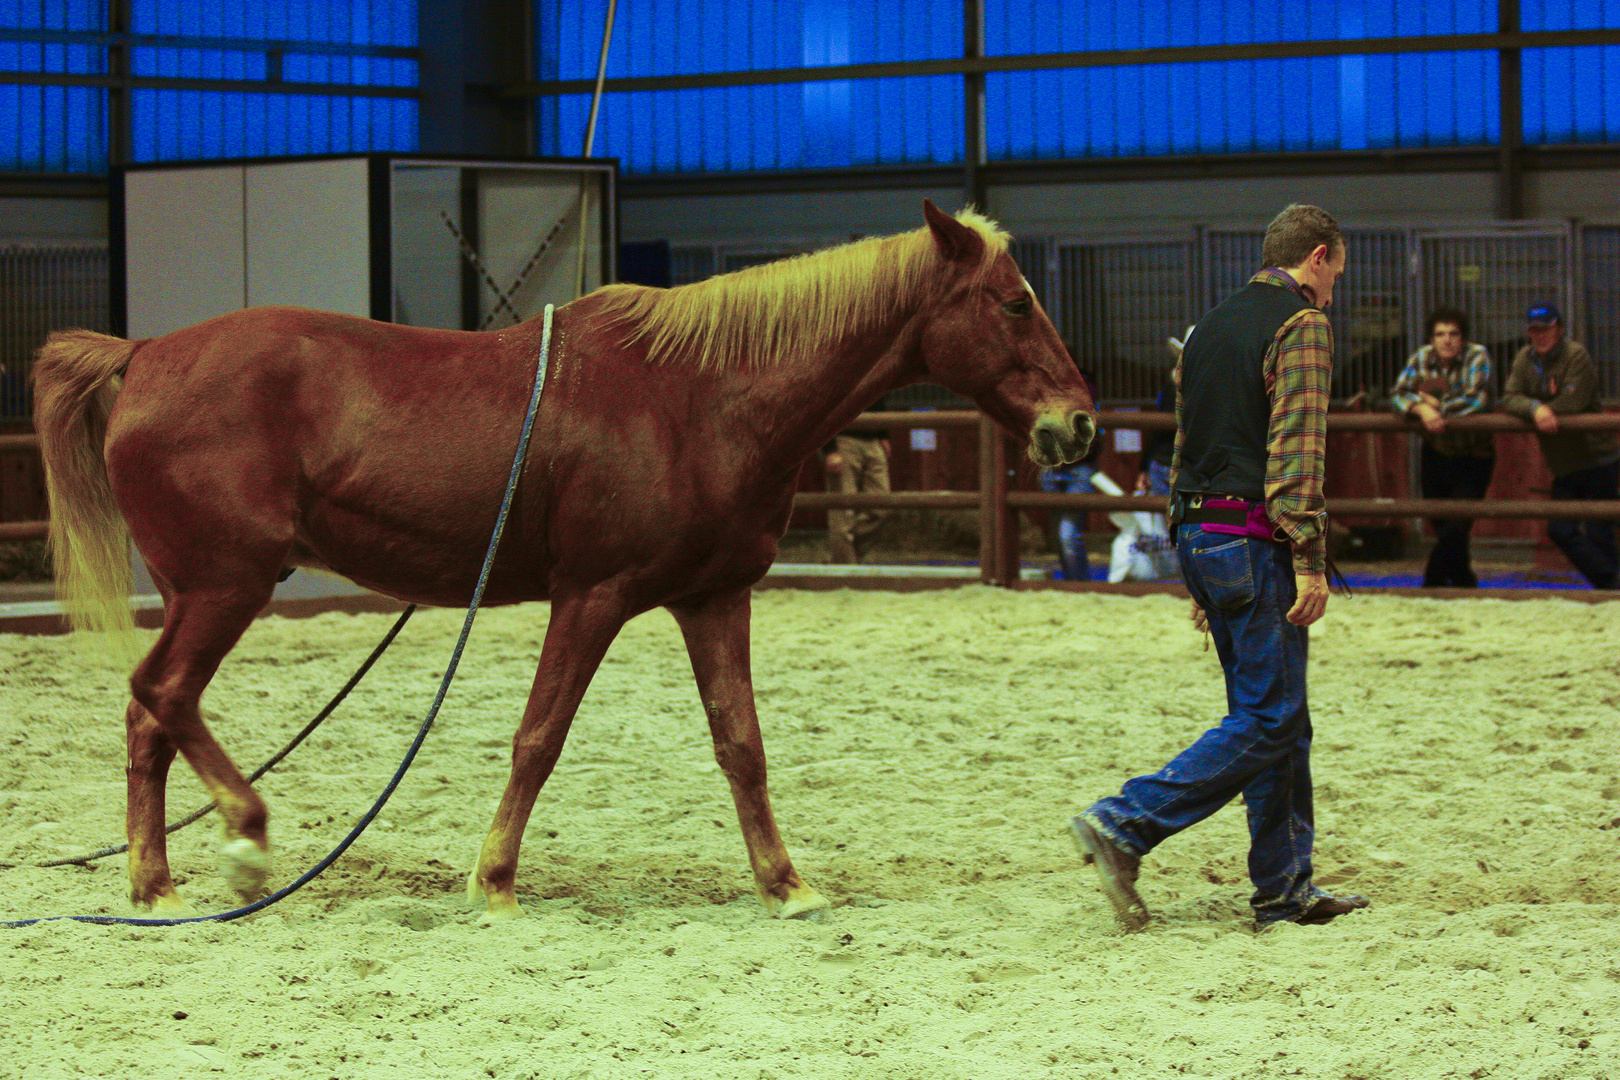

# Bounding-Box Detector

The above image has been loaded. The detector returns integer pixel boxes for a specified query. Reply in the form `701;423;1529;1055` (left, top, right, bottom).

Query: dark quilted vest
1174;280;1314;502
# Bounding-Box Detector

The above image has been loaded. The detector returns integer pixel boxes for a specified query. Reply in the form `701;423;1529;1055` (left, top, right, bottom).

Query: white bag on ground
1091;472;1179;583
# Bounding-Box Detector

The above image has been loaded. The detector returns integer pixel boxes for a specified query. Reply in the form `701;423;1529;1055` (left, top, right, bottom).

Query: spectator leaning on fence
1390;307;1495;588
1499;303;1619;591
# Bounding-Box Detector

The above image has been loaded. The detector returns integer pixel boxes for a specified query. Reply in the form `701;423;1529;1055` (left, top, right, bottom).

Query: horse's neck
723;319;920;473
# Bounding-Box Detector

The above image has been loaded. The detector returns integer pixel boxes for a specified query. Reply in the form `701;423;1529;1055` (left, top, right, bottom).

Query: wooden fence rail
6;412;1620;585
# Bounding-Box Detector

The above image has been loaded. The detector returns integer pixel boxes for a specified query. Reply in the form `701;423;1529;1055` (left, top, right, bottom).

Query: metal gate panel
720;246;808;274
1057;238;1197;405
1202;228;1410;399
0;243;110;422
1578;225;1620;399
668;245;717;286
1416;227;1574;389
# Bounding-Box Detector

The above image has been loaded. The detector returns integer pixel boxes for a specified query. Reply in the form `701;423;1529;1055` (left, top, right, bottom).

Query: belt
1180;494;1260;527
1178;495;1278;541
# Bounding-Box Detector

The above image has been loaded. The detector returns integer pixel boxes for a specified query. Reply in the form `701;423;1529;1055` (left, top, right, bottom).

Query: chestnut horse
34;201;1095;920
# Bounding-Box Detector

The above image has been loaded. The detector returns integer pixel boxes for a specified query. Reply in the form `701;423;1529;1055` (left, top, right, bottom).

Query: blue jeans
1548;459;1619;589
1084;525;1318;924
1040;463;1098;581
1146;460;1173;497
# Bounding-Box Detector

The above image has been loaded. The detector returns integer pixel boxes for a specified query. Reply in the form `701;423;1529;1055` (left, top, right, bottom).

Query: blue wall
534;0;1618;173
6;1;1620;173
0;0;417;170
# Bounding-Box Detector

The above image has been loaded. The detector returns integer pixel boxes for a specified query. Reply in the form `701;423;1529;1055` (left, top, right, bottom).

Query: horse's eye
1002;297;1033;317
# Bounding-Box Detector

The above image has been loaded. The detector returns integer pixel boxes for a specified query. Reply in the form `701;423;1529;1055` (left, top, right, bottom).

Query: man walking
1070;203;1369;932
1499;304;1619;590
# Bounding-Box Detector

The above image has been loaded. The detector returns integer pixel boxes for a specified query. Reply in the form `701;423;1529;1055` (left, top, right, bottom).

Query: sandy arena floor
1;589;1617;1079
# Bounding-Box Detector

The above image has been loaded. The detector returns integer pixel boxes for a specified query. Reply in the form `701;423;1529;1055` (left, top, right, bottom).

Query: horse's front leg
469;585;629;920
669;588;829;919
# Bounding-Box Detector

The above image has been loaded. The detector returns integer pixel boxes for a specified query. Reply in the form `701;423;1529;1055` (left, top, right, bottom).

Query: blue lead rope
4;304;557;929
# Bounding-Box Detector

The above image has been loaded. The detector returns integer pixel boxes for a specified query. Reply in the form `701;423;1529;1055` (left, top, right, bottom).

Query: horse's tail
33;328;140;641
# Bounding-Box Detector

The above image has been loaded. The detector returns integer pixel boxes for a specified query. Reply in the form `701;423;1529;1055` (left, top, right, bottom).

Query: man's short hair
1424;306;1471;342
1261;204;1344;270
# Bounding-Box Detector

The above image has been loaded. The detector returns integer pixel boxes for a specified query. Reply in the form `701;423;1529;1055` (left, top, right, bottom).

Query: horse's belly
290;504;550;608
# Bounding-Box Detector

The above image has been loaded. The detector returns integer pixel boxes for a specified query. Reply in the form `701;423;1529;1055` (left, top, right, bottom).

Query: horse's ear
923;199;985;265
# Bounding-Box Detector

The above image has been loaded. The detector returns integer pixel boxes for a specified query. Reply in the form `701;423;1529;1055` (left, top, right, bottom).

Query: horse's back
106;306;554;604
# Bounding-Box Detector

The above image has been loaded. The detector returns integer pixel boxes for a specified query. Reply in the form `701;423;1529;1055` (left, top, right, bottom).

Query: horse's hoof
219;838;271;901
477;904;524;925
468;869;524;920
133;891;195;917
767;886;832;920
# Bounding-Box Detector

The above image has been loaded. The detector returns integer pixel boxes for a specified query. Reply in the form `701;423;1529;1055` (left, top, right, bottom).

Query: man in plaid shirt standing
1070;204;1369;932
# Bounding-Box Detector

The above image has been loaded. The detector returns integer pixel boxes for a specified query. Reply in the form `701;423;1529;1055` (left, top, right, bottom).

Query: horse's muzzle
1031;411;1096;467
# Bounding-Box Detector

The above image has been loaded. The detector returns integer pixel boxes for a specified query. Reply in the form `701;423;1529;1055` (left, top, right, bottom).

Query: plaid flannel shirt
1173;268;1333;574
1389;343;1494;458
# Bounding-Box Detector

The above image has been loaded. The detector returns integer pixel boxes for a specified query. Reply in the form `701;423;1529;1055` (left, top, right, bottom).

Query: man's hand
1533;403;1560;434
1133;472;1149;494
1189;599;1207;634
1287;571;1329;626
1413;402;1446;435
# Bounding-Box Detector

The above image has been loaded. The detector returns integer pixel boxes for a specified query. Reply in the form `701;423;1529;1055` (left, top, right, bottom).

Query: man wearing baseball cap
1500;303;1619;589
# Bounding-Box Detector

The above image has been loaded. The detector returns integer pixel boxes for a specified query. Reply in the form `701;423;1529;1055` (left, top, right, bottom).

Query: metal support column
978;415;998;583
107;0;131;166
962;0;987;212
1496;0;1524;220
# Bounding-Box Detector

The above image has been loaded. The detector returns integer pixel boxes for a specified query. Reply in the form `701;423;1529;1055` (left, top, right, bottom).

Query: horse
34;200;1096;920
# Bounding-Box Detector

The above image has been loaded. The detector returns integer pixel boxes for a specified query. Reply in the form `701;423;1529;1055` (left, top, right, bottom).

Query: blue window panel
0;40;103;72
538;0;961;82
984;0;1496;54
129;0;416;46
0;2;106;170
0;84;105;170
1524;45;1620;142
130;90;416;161
538;75;961;172
0;0;103;31
131;48;268;79
1521;0;1620;31
284;54;418;87
987;50;1498;158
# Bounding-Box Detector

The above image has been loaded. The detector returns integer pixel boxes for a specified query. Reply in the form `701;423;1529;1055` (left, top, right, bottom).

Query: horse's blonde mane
593;208;1009;371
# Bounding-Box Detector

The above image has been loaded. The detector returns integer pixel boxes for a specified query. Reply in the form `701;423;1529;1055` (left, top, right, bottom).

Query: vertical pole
1496;0;1524;220
107;0;131;166
575;0;618;297
978;415;998;584
459;168;481;330
962;0;987;211
995;434;1020;584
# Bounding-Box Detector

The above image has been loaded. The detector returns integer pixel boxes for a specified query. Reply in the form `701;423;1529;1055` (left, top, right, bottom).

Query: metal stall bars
1578;224;1620;400
1414;223;1575;394
0;244;110;422
1057;236;1198;406
1202;228;1410;403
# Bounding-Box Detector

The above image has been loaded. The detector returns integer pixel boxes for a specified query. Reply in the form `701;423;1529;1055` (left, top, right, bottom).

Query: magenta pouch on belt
1197;499;1277;541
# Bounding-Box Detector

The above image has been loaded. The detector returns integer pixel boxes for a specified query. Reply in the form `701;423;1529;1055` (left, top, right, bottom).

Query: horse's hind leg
669;589;829;919
470;585;630;920
127;587;277;905
124;699;190;913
